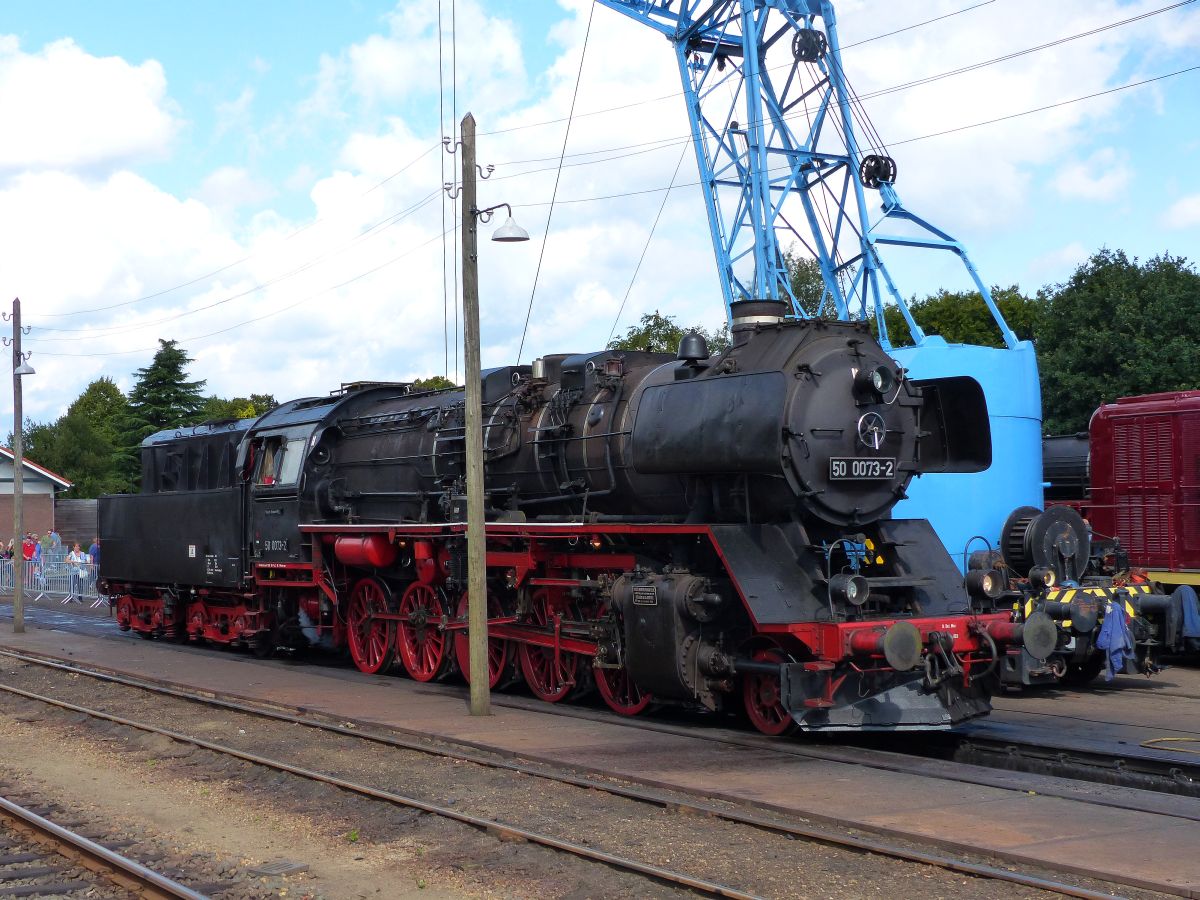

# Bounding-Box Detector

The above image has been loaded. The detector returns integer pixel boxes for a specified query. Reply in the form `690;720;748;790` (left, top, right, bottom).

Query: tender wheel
453;591;509;689
518;589;578;702
593;603;651;716
397;582;449;682
347;577;396;675
114;596;133;631
187;601;206;643
742;647;798;736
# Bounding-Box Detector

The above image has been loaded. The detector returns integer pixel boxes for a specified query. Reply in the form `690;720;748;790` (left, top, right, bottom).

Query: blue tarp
1096;599;1135;681
1176;584;1200;651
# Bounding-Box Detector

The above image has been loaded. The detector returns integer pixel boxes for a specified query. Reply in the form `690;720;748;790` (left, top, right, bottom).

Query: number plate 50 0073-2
829;457;896;480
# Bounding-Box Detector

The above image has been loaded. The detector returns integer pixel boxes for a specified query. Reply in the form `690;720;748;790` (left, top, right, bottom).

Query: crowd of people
0;529;100;598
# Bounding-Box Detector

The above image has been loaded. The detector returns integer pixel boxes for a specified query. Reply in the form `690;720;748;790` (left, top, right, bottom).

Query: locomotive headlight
966;568;1004;601
1028;566;1057;589
854;364;896;400
830;573;870;607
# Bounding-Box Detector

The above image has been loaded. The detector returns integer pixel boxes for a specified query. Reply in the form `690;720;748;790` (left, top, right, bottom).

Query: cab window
256;439;280;485
277;438;306;484
255;436;306;486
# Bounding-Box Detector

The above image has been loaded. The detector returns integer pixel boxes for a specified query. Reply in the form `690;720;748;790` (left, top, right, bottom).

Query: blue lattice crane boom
596;0;1043;570
594;0;1019;352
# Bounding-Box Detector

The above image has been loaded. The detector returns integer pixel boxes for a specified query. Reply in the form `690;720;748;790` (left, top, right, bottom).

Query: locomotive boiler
101;301;1051;733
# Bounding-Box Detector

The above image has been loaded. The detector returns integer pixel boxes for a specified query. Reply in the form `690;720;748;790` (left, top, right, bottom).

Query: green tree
412;376;456;391
48;413;125;498
608;311;730;355
1038;250;1200;433
9;395;127;499
783;249;827;313
118;339;208;488
15;419;61;468
67;377;129;450
879;286;1041;348
199;393;276;421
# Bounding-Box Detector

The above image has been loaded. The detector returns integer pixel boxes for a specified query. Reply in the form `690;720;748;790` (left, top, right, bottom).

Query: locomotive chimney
730;299;788;328
729;299;789;346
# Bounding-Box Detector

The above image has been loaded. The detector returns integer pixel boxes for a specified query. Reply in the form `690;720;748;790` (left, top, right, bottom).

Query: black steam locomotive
101;301;1051;733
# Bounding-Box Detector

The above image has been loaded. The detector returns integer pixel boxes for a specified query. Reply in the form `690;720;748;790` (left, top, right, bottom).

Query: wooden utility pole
460;113;490;716
10;298;26;634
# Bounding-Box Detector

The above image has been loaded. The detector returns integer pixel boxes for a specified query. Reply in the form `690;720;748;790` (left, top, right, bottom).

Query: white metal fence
0;551;105;608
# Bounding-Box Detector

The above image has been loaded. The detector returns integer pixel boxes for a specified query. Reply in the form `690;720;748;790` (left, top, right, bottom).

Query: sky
0;0;1197;425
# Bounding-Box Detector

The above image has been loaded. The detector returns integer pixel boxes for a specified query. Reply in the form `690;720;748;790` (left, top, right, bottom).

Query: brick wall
0;494;55;543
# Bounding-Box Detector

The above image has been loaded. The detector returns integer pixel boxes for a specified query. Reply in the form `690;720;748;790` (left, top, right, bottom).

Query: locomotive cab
242;425;314;564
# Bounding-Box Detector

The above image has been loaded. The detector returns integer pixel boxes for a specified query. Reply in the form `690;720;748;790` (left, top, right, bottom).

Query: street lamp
454;112;530;716
3;298;34;634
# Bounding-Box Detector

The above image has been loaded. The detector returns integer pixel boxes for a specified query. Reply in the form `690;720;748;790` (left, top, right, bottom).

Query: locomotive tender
101;302;1053;733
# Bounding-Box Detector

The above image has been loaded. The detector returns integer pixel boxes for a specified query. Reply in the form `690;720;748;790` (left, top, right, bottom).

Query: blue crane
597;0;1044;568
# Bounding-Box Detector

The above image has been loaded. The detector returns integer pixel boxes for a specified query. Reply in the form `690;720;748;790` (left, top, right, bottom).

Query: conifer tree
117;340;207;488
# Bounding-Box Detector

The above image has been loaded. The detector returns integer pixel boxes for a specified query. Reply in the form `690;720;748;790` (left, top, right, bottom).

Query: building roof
0;448;73;489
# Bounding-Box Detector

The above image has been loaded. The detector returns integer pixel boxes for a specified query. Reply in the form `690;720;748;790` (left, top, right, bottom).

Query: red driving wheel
397;582;449;682
346;577;396;675
593;603;651;716
453;590;509;689
518;589;578;702
742;646;798;736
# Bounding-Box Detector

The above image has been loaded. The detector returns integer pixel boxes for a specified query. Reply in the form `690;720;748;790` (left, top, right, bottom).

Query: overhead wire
38;226;455;359
30;142;440;321
37;55;1199;354
37;55;1197;355
33;0;1152;329
452;0;460;381
32;1;1197;356
839;0;996;50
28;189;443;342
438;0;450;379
605;140;692;347
502;60;1200;211
475;0;999;140
515;0;595;365
889;61;1200;147
488;0;1192;177
855;0;1197;105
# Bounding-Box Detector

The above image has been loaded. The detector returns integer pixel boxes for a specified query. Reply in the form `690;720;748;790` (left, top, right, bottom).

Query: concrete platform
0;610;1198;897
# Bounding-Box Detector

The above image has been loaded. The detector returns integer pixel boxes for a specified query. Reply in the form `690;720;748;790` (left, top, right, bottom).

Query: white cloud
0;36;179;175
1163;194;1200;229
1027;241;1089;280
197;166;276;217
4;0;1199;427
1054;148;1132;200
214;86;255;140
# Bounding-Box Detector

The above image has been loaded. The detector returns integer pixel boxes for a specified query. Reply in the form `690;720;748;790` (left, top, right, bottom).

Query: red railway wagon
1085;390;1200;586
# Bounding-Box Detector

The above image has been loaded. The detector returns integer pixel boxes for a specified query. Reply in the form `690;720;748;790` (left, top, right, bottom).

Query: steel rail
0;794;207;899
0;643;1171;816
0;649;1130;900
0;680;762;900
2;644;1189;823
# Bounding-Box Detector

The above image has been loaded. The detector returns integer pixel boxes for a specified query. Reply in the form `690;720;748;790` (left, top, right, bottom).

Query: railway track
0;647;1151;899
0;788;208;898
